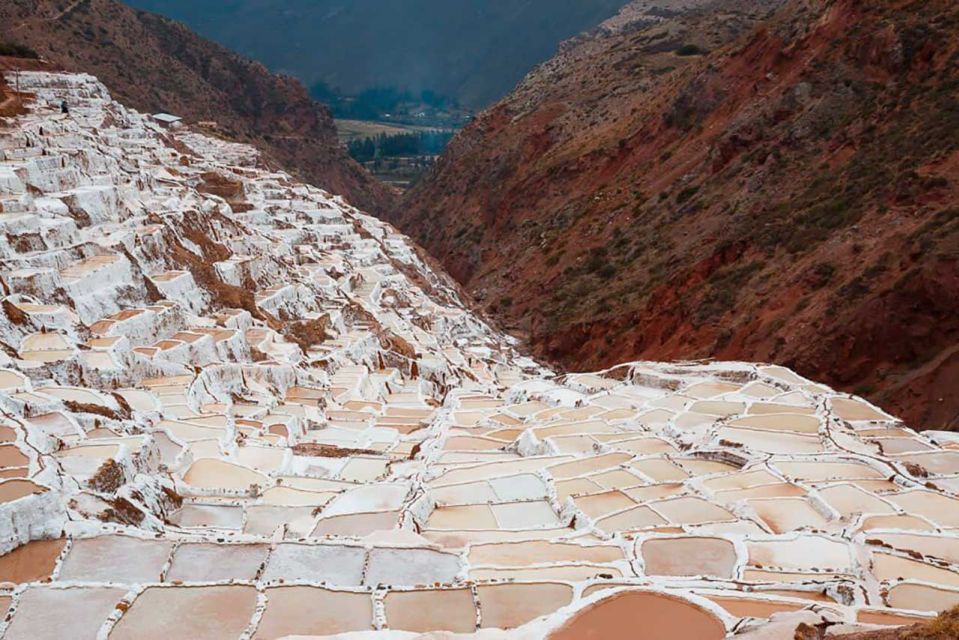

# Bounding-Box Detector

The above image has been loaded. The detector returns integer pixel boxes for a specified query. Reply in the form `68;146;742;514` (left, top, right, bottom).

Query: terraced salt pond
0;71;955;638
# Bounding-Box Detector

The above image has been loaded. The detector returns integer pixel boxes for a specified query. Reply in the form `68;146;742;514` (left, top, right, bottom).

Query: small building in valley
151;113;182;129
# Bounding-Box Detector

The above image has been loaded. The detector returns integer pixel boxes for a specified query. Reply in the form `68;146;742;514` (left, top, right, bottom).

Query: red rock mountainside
397;0;959;430
0;0;393;214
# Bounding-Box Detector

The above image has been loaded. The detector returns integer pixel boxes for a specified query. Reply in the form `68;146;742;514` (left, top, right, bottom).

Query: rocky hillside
397;0;959;430
0;0;393;214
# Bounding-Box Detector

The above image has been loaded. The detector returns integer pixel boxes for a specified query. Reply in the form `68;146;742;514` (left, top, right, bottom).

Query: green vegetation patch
348;130;455;162
694;260;763;325
675;44;708;57
0;42;39;59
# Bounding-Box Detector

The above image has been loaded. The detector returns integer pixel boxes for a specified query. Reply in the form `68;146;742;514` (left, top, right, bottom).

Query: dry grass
0;76;27;118
88;459;124;493
283;316;330;353
901;606;959;640
334;118;444;143
823;606;959;640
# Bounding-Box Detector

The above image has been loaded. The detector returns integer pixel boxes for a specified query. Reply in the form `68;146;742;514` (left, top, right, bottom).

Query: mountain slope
1;71;957;638
0;0;393;214
123;0;628;109
397;0;959;430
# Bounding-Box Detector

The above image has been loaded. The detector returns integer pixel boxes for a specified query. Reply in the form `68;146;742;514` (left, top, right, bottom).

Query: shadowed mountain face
123;0;628;108
0;0;394;214
397;0;959;430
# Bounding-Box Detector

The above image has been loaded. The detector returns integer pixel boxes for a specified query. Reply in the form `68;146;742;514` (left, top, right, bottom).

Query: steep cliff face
398;0;959;430
0;0;394;214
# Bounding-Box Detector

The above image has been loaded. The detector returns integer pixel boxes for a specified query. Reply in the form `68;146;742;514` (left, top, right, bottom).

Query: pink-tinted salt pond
477;582;573;629
254;586;373;638
110;585;257;639
641;537;738;578
0;538;65;583
383;588;476;633
547;591;725;640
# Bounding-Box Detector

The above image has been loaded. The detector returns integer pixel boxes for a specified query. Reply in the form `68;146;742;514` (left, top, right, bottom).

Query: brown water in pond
871;553;959;588
858;514;934;531
555;478;603;500
110;585;258;640
469;541;623;566
59;536;173;583
428;505;497;529
729;414;820;433
652;496;734;525
763;589;834;603
818;485;894;518
573;491;635;518
471;564;623;582
889;491;959;528
183;458;267;490
546;591;725;640
897;451;959;476
384;588;476;633
831;398;887;421
0;538;65;583
885;582;959;612
596;505;668;532
623;483;684;502
631;458;688;482
589;469;644;491
678;459;739;476
689;400;745;416
167;543;268;582
704;469;781;492
310;511;399;537
254;586;373;638
858;608;936;626
749;498;828;533
172;504;244;529
444;436;507;451
708;595;804;618
871;533;959;564
492;500;560;528
720;428;825;455
548;453;633;480
743;569;848;583
748;403;817;416
0;479;44;502
478;582;574;628
4;586;125;640
716;483;806;502
775;460;883;481
748;537;852;572
0;445;28;468
0;370;25;390
684;381;741;398
876;438;933;454
642;537;737;578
